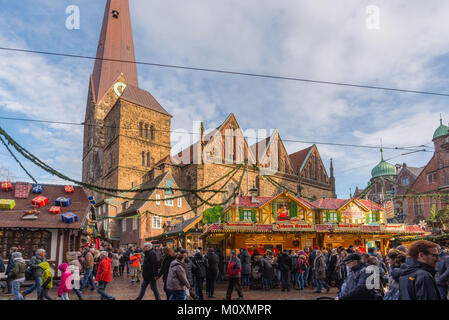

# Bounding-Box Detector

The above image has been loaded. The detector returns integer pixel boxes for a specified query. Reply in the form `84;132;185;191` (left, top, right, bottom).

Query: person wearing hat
396;245;408;253
336;253;382;300
226;250;244;300
95;251;115;300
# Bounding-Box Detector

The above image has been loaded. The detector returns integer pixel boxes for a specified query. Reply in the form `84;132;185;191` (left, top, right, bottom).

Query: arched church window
146;152;151;167
139;122;143;138
150;125;155;141
144;124;149;139
141;151;145;166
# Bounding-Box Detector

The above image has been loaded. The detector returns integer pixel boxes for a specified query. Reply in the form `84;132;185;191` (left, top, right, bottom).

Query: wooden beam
55;230;62;274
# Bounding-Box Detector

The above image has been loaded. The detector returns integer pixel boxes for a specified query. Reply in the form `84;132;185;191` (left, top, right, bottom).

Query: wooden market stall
201;191;425;258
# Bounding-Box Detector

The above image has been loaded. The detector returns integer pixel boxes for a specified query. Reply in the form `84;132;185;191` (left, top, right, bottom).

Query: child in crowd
57;263;72;300
38;261;54;300
129;252;141;284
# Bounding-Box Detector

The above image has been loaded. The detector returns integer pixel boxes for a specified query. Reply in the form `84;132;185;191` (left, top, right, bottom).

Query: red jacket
96;257;112;283
226;259;241;279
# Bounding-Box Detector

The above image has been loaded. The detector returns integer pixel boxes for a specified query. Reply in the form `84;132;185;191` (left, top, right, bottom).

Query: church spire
91;0;138;103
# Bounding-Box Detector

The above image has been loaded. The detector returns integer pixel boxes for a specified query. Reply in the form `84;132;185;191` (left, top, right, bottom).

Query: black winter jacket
394;257;441;300
435;252;449;286
142;249;159;281
205;252;219;279
339;262;383;300
277;253;292;272
159;255;176;283
192;253;207;278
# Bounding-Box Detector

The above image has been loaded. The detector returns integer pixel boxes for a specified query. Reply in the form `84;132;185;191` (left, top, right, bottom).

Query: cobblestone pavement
0;275;338;300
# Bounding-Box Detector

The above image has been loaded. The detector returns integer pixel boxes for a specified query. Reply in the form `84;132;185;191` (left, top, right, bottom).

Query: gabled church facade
82;1;337;243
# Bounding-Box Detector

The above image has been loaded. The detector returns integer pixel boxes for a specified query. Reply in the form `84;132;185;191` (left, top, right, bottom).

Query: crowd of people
1;239;448;300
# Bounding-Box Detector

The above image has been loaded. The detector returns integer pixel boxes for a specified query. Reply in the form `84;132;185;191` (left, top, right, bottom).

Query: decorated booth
201;191;425;258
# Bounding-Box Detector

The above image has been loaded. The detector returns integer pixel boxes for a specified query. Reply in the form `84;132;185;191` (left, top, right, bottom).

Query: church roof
289;145;314;174
249;136;270;162
92;0;139;103
121;85;171;116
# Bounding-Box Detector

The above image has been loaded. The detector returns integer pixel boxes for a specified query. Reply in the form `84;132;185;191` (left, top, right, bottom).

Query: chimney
143;167;162;182
249;185;259;204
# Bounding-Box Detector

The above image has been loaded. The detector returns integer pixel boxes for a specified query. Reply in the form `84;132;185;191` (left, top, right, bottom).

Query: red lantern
421;233;424;237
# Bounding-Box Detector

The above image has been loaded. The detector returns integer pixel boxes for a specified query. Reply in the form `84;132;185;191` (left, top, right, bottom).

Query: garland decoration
0;126;234;199
98;160;248;220
0;135;37;184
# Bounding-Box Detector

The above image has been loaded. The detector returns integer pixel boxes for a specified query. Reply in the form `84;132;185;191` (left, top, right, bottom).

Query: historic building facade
82;0;337;244
404;119;449;224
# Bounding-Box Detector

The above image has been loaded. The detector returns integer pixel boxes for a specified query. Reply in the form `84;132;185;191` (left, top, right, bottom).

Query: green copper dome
371;148;397;178
433;118;449;140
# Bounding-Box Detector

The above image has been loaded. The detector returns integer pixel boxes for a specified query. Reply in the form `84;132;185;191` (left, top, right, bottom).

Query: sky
0;0;448;198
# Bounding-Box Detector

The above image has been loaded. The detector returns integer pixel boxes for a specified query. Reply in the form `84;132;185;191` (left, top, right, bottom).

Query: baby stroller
250;264;263;290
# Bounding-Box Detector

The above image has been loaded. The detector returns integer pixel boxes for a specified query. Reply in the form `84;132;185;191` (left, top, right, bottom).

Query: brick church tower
82;0;171;199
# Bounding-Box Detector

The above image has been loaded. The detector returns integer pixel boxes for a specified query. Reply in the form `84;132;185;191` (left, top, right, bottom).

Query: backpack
119;255;127;265
25;266;35;280
296;259;306;273
252;265;261;279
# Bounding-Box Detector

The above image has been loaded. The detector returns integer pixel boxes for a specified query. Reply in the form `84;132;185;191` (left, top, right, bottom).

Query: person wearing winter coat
296;255;307;290
184;253;196;295
37;261;53;300
136;243;161;300
277;250;292;291
167;249;191;300
10;252;26;300
80;248;96;291
308;247;318;289
299;249;310;287
95;251;115;300
254;255;272;290
58;263;72;300
68;252;83;300
192;251;207;300
129;252;141;284
159;247;177;300
22;248;46;299
205;248;219;298
313;250;329;293
93;250;101;278
215;248;224;281
337;253;383;300
335;250;348;290
290;250;299;289
327;248;339;286
226;251;244;300
384;249;406;300
395;240;441;300
239;248;251;290
0;253;5;293
435;247;449;300
111;250;120;278
5;247;18;294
